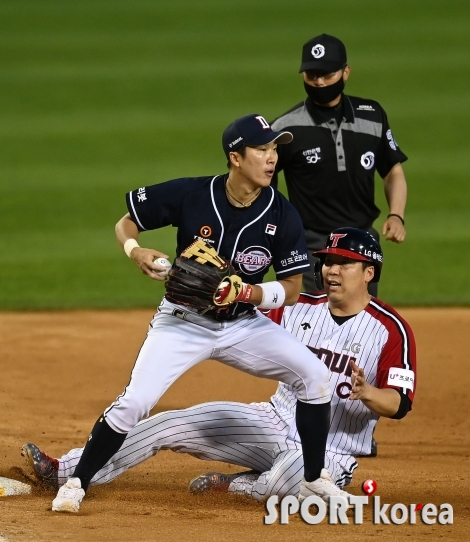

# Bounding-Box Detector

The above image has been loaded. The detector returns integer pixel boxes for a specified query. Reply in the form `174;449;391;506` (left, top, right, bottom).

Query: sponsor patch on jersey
303;147;322;164
199;225;212;238
387;367;415;391
235;246;272;275
136;187;147;202
357;104;375;111
360;151;375;170
386;129;398;150
265;224;277;236
280;250;308;267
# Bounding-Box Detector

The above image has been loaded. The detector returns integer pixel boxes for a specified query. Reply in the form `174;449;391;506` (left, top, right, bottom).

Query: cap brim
246;130;293;147
313;247;371;262
299;60;344;73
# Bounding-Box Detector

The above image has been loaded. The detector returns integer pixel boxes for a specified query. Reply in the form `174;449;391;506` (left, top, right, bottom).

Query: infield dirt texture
1;309;469;541
1;0;469;540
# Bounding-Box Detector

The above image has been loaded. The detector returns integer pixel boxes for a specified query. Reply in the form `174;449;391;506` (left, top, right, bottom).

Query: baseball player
48;113;351;513
271;34;408;297
23;228;416;502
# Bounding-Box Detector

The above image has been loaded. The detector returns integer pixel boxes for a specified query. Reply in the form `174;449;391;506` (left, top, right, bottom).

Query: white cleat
298;468;352;507
52;477;85;513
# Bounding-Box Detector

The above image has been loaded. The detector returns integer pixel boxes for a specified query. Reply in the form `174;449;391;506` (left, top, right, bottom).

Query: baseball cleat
52;477;85;513
189;471;258;494
21;443;59;489
298;468;352;507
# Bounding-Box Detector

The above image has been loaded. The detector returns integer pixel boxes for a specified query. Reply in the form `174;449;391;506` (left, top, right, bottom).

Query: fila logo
329;233;347;247
311;44;325;58
255;116;271;130
266;224;277;236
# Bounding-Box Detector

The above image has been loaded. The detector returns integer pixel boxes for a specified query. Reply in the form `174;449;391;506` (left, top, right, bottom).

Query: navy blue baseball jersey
126;174;310;288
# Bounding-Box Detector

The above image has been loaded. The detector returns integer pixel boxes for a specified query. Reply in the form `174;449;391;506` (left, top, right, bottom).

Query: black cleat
21;443;59;488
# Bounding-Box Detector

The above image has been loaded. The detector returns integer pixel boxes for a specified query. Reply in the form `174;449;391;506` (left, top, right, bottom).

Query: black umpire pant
303;227;379;298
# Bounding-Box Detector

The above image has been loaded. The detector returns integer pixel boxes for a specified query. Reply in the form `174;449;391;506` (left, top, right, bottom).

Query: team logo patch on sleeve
386;129;398;150
387;368;415;391
137;187;147;202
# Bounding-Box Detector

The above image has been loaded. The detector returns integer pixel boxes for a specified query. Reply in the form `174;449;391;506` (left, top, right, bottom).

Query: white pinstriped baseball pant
56;401;357;499
104;298;331;434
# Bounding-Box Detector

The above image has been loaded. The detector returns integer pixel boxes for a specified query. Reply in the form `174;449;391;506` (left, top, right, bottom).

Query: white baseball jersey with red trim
268;292;417;457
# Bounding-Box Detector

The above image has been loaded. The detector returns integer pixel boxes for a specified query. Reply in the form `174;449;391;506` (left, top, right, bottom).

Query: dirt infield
0;308;469;541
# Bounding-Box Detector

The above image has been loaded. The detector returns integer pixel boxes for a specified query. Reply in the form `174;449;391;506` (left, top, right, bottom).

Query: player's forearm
383;163;407;217
358;385;401;418
278;274;302;305
244;275;301;307
115;213;140;249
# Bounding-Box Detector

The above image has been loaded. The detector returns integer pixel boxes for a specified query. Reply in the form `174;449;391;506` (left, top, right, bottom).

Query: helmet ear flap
313;259;324;290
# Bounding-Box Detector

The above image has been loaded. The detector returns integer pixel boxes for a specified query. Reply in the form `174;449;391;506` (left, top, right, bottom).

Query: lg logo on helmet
363;249;383;263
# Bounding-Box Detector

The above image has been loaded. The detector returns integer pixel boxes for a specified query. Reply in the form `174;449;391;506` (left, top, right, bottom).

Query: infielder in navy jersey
24;228;417;502
47;114;351;513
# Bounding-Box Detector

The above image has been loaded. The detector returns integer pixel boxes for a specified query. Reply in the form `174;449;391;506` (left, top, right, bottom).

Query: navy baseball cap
222;114;293;158
299;34;347;73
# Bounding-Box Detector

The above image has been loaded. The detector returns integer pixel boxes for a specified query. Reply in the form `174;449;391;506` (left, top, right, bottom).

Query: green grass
1;0;469;308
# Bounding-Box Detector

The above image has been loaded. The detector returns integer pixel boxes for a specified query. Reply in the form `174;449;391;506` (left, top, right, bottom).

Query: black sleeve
390;392;412;420
126;178;189;231
375;107;408;179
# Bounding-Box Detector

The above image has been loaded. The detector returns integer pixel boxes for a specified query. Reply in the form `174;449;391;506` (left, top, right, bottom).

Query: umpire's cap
313;227;383;283
222;114;292;158
299;34;347;73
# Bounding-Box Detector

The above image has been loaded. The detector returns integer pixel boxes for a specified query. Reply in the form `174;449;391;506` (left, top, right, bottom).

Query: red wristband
235;283;253;303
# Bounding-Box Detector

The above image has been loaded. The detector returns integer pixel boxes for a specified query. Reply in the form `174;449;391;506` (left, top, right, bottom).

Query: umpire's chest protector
126;174;309;284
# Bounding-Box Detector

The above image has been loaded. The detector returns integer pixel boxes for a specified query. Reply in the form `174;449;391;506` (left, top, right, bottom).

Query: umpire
271;34;408;295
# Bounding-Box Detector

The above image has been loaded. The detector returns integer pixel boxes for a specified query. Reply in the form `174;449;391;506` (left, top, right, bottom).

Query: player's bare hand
130;247;170;281
382;216;406;243
349;359;369;400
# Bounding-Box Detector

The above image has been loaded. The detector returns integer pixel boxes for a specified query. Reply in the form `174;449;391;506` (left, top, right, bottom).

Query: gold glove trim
181;239;227;269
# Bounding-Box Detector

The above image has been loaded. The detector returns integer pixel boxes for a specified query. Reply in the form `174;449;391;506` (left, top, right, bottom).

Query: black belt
198;307;255;322
163;295;255;322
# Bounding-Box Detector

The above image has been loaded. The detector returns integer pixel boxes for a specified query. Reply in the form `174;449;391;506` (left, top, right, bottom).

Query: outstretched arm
115;213;170;281
349;359;401;417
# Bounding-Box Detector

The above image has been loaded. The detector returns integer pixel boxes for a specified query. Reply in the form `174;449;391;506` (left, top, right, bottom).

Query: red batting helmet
313;227;383;288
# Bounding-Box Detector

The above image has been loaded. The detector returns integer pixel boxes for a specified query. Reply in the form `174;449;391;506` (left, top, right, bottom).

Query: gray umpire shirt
271;95;407;234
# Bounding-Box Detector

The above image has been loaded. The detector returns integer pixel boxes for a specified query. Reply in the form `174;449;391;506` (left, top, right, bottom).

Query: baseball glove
165;239;243;312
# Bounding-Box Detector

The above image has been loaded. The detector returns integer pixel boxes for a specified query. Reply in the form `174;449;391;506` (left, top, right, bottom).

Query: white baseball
153;257;172;278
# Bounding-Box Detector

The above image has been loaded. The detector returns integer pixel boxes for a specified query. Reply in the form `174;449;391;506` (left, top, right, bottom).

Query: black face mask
304;76;345;105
